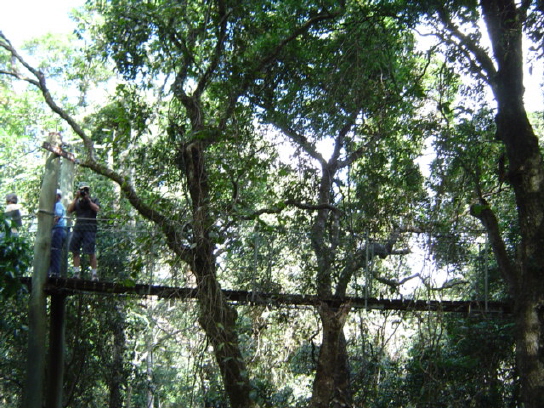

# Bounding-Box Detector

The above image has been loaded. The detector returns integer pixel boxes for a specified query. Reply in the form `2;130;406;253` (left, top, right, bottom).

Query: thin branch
337;130;382;169
372;273;421;289
0;31;96;160
434;8;497;88
271;119;327;166
434;278;469;290
330;111;358;170
470;199;516;291
240;199;343;220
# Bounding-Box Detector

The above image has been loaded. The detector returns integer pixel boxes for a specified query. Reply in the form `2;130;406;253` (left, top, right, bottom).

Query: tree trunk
23;144;60;408
499;109;544;405
515;292;544;407
109;304;127;408
182;141;253;408
479;1;544;405
311;304;352;408
310;161;353;407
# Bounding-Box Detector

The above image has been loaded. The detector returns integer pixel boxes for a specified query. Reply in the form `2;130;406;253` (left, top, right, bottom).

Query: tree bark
478;1;544;405
109;304;127;408
311;304;352;408
515;294;544;407
182;140;253;407
309;155;354;407
23;142;60;408
435;1;544;404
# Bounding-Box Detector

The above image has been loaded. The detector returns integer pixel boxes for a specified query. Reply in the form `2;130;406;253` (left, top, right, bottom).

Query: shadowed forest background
1;1;544;407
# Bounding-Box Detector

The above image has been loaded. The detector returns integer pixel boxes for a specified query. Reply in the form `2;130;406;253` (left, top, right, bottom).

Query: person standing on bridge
4;193;23;236
49;189;67;277
68;182;100;281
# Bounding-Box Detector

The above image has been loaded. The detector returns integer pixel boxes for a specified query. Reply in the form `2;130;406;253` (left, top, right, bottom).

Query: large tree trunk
309;162;354;407
515;291;544;407
23;141;60;408
498;105;544;405
311;304;352;408
182;140;253;408
478;1;544;405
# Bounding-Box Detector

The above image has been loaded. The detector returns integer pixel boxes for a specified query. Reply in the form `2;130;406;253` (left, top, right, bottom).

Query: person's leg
82;231;98;280
70;253;81;278
50;228;62;276
69;230;83;278
50;230;59;275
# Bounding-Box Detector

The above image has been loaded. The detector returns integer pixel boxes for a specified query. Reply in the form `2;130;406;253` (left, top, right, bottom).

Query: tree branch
0;33;193;263
329;111;358;169
434;7;497;89
0;31;98;161
335;226;414;297
194;0;229;99
470;199;516;291
240;199;343;220
269;117;327;166
372;273;421;290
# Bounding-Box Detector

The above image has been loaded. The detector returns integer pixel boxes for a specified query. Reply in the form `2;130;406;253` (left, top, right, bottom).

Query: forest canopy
1;1;544;407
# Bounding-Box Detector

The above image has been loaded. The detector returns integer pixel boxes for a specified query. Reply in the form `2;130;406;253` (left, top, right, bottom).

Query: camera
80;188;88;197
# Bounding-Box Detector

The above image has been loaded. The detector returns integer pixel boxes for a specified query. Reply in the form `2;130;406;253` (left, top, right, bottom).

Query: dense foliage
1;0;543;407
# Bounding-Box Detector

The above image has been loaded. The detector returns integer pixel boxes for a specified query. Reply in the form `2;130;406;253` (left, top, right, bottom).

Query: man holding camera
68;182;100;280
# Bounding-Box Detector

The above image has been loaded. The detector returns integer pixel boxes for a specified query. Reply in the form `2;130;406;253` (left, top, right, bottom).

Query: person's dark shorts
69;229;96;254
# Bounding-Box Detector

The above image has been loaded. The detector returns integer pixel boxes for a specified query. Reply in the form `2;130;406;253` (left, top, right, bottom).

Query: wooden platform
21;277;513;315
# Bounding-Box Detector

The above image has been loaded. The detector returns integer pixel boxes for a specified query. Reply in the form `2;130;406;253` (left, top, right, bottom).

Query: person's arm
54;202;64;217
89;198;100;213
67;191;80;214
53;202;62;224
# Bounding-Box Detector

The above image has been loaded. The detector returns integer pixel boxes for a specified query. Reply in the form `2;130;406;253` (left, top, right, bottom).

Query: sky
0;0;84;48
1;1;541;111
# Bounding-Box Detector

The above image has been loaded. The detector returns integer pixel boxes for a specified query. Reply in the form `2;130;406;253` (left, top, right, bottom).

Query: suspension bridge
20;276;513;315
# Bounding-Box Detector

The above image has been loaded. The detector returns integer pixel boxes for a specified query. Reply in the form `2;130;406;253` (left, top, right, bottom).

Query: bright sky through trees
0;1;541;110
0;0;84;47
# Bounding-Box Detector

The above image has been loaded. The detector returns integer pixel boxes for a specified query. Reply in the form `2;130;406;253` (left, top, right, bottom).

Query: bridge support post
45;293;67;408
22;133;60;408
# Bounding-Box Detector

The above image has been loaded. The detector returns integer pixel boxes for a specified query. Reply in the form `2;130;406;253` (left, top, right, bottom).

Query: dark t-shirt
73;197;100;232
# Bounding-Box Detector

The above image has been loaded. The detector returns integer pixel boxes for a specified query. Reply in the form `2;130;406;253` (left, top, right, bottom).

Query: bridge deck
21;277;512;315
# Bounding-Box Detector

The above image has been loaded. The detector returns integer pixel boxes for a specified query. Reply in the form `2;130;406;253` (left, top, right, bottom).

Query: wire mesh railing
5;212;185;288
3;211;506;313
